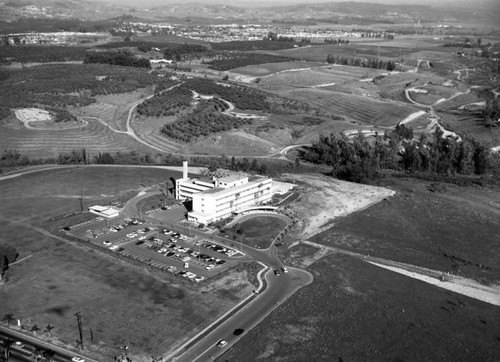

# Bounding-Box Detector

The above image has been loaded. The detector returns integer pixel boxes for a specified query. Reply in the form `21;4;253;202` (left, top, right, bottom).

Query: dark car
233;328;244;336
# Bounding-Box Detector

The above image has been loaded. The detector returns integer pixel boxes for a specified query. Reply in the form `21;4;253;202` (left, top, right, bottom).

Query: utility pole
79;190;84;212
75;312;84;350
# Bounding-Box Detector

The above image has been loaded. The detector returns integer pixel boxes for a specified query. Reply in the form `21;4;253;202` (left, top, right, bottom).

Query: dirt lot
279;173;396;240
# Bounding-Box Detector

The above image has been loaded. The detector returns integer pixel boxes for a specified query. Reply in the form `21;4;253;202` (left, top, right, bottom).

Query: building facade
175;162;274;224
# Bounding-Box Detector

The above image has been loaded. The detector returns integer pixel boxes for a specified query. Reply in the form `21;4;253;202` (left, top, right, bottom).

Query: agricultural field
0;115;150;159
131;115;183;154
189;130;278;157
258;65;388;89
0;166;254;361
229;61;325;77
407;85;460;106
284;88;419;127
256;43;407;63
71;89;153;132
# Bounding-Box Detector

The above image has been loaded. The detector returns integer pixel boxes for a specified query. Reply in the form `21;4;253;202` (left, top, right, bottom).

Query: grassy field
222;216;288;249
0;166;253;361
224;177;500;361
225;252;500;362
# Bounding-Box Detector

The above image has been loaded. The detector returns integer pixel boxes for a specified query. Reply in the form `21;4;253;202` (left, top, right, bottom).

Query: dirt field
0;166;253;362
279;173;395;239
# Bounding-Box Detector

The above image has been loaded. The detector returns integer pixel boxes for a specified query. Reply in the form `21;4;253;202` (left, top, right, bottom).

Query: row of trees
206;53;292;71
300;126;491;183
324;38;351;45
182;78;270;111
137;87;193;117
83;51;150;69
160;112;252;142
326;53;397;71
163;43;208;62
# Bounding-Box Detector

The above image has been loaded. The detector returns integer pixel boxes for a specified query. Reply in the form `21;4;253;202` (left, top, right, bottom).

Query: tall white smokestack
183;161;188;179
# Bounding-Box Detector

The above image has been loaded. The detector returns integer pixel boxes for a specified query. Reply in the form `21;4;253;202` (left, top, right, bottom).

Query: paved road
0;326;98;362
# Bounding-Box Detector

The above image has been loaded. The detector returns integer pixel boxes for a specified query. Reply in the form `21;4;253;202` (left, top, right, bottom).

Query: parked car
274;269;281;276
281;267;289;273
103;240;112;246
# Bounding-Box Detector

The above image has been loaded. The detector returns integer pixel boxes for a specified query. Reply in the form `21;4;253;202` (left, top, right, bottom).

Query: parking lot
64;216;243;283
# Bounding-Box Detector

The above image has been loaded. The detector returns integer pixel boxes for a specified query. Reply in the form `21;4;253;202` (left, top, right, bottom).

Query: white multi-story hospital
175;161;292;224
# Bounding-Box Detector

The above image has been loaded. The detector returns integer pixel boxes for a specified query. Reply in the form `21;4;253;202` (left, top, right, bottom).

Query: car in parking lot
194;276;205;282
205;264;215;270
217;340;228;348
14;341;24;348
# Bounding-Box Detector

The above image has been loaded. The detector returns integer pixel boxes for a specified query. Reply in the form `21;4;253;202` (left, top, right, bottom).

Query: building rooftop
218;174;247;183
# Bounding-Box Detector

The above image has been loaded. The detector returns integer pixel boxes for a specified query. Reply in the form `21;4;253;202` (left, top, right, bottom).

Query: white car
72;357;85;362
205;264;215;271
217;340;228;348
103;240;112;246
194;276;205;282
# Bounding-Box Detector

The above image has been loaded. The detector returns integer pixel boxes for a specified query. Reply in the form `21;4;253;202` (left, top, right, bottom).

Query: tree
326;53;335;64
31;324;40;336
45;324;54;339
2;313;14;327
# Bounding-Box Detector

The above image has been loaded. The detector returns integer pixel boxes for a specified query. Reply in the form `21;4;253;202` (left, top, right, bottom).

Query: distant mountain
0;0;131;21
0;0;497;26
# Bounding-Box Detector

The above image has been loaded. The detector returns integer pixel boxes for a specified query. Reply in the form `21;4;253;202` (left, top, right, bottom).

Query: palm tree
1;313;14;327
31;324;40;336
44;324;54;339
